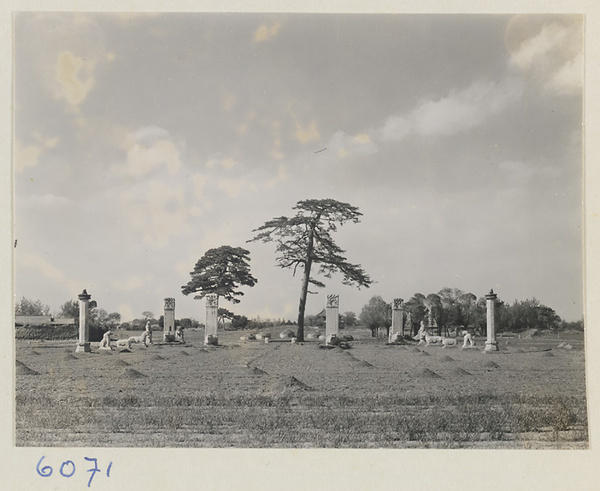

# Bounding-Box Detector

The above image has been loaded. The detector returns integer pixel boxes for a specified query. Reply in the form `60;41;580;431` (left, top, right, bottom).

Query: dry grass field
15;327;587;449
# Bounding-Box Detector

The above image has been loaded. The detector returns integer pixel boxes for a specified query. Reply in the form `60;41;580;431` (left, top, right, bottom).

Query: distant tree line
355;288;583;337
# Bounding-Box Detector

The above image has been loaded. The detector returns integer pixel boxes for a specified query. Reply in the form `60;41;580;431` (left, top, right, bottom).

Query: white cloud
412;79;522;138
112;126;182;177
14;136;59;173
507;17;582;96
16;251;82;294
509;23;568;71
546;51;583;96
379;116;411;142
375;78;523;143
133;125;170;144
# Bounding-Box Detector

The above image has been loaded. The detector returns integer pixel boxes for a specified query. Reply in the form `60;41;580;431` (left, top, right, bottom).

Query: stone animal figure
116;331;149;349
98;330;113;350
441;337;457;348
128;331;150;347
418;330;443;346
115;338;132;349
462;331;475;348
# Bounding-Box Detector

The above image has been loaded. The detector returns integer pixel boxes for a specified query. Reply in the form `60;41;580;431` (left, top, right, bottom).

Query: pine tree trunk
296;228;314;342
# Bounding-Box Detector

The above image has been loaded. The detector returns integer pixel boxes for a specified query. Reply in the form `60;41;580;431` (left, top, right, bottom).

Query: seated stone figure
462;331;475;348
99;330;113;350
175;327;184;343
145;322;153;344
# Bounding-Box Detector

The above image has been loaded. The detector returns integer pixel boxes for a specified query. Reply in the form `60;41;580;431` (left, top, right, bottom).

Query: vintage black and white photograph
10;6;592;474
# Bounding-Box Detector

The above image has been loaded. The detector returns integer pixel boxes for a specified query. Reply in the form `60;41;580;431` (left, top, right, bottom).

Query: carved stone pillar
484;289;499;352
389;298;404;343
75;290;92;353
163;297;176;342
325;294;339;344
205;294;218;345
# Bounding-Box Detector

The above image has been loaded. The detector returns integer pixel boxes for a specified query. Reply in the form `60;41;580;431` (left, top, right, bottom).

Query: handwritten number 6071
36;456;112;487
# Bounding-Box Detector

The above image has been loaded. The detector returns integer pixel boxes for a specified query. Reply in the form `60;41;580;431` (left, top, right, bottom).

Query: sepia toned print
14;12;586;449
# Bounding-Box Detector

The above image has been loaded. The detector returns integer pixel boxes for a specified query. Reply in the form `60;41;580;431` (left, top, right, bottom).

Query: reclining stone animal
418;330;443;346
441;337;457;348
116;331;150;349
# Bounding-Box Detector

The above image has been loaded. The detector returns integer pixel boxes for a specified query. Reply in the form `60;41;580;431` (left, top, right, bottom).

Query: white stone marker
389;298;404;343
163;297;176;342
484;289;499;352
205;293;218;345
325;294;339;344
75;289;92;353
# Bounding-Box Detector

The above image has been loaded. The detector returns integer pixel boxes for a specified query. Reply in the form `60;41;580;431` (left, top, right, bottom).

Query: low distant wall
52;318;77;325
15;325;106;341
15;316;52;326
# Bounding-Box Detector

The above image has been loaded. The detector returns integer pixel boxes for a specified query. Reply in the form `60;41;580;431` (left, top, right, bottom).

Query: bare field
15;328;587;449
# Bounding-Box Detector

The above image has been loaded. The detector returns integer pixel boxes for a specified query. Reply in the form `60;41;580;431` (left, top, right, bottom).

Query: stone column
75;289;91;353
325;294;339;344
163;297;176;342
389;298;404;343
205;294;218;345
484;289;499;352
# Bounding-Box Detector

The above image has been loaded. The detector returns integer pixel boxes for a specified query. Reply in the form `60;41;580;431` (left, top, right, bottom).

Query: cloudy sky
13;12;583;323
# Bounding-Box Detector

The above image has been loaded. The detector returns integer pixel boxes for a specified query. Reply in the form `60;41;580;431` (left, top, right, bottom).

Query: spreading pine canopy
181;245;258;304
248;198;372;289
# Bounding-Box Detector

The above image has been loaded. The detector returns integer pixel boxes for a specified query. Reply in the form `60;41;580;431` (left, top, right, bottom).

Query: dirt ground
14;327;587;448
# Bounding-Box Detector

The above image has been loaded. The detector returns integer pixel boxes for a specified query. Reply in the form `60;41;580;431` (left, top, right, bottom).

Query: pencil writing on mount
314;147;327;154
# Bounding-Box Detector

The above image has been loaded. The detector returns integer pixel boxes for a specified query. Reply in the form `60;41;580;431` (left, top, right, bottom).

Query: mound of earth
119;349;132;353
451;367;472;376
179;351;190;356
62;353;78;361
418;351;431;357
113;359;130;367
418;368;440;378
542;351;555;357
440;355;455;362
266;376;312;395
484;360;500;368
410;347;422;353
249;367;268;376
352;360;375;368
149;354;165;360
119;368;146;379
16;360;39;375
